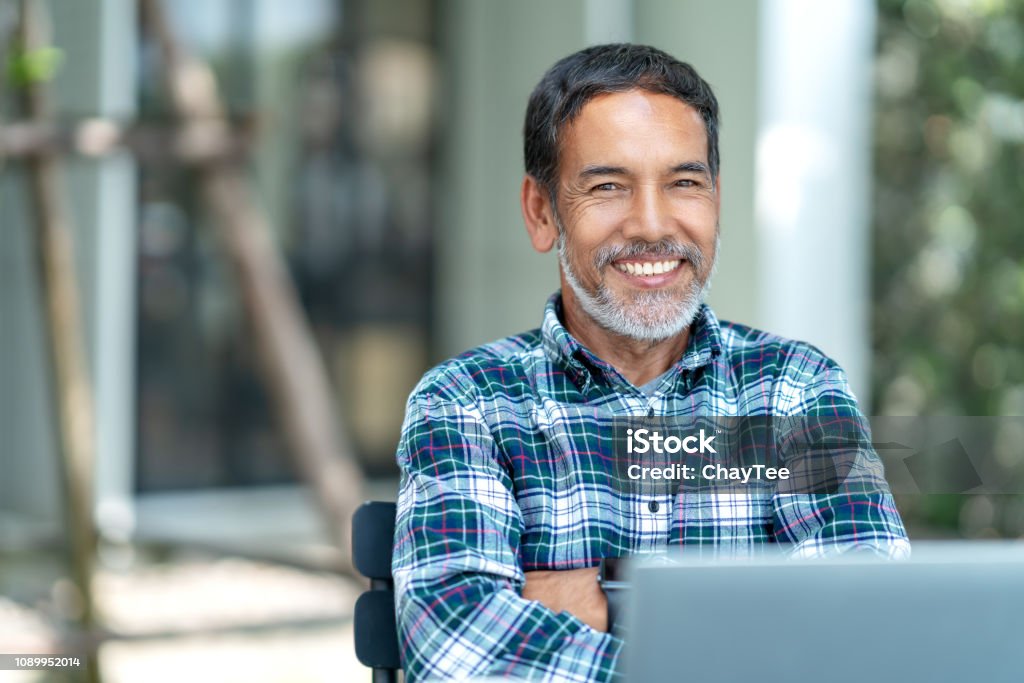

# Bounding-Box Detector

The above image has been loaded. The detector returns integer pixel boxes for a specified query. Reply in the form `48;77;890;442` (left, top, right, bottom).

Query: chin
612;313;695;341
590;295;702;341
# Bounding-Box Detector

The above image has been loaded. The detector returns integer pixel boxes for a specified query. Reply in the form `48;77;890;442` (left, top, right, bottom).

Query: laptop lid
621;542;1024;683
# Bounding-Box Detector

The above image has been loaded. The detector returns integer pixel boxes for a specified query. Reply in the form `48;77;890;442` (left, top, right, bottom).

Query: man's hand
522;567;608;632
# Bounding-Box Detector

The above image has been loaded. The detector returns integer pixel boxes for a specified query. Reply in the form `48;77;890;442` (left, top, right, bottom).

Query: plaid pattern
393;293;909;682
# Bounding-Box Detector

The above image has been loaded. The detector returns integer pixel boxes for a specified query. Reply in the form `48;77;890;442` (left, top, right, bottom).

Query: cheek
669;198;719;235
563;213;623;252
670;193;717;216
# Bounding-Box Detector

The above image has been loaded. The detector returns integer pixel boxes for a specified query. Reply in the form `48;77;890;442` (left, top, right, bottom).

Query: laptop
621;542;1024;683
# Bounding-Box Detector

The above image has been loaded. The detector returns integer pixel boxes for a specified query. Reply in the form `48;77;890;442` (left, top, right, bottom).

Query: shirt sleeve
770;361;911;559
392;375;623;682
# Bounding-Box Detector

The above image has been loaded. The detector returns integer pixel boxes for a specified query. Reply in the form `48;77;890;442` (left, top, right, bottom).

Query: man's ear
521;175;558;253
713;173;722;212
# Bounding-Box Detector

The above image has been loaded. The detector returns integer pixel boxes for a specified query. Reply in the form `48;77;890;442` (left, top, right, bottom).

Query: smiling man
392;44;909;682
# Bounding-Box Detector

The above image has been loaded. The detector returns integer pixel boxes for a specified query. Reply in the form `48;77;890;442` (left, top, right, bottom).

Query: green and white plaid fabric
393;293;909;682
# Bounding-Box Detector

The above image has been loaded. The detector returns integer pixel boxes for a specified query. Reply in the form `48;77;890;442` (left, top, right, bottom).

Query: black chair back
353;501;401;682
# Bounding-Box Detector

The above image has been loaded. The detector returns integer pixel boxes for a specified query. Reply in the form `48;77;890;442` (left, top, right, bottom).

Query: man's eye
675;179;697;188
592;183;618;192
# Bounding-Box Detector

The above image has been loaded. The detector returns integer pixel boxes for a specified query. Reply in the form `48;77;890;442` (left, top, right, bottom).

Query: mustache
593;239;706;271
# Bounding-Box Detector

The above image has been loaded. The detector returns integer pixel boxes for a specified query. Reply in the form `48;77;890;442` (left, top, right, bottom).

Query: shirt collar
540;291;723;393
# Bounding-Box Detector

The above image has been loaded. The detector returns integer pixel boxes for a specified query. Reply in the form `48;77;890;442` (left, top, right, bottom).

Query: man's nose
621;185;673;243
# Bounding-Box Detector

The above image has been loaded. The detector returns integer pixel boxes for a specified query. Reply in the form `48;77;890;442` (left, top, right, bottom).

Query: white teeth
615;260;682;277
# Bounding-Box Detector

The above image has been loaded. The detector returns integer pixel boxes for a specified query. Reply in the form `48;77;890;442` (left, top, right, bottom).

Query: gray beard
557;230;718;342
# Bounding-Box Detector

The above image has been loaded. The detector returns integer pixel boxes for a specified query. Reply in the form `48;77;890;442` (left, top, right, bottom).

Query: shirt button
648;500;660;513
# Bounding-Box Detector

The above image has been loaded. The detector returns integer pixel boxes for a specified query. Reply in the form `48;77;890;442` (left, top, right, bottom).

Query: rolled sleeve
771;362;911;559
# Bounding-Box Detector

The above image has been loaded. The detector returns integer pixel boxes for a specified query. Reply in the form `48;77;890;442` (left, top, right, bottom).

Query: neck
560;285;691;387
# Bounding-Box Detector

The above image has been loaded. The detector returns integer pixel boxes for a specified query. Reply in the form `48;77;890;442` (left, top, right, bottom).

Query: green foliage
874;0;1024;535
6;44;64;86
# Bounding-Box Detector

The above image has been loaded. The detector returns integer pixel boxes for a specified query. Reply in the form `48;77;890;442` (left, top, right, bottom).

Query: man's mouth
613;259;683;277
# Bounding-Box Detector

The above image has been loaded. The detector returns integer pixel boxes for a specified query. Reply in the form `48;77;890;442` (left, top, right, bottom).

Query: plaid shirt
392;293;909;682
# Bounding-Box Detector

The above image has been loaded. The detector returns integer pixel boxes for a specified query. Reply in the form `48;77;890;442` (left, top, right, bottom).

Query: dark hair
523;43;720;199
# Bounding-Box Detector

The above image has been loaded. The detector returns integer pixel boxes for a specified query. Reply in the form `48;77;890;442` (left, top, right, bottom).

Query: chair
353;501;402;683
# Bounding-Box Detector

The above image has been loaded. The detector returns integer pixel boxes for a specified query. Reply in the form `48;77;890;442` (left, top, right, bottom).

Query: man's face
553;89;720;341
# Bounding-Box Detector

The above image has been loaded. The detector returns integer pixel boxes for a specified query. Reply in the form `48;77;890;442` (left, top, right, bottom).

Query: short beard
556;215;718;342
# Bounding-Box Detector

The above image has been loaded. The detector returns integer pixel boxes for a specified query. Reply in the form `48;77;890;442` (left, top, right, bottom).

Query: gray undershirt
637;368;673;396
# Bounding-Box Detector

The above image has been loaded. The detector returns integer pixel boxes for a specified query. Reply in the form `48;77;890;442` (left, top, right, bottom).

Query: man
392;44;909;682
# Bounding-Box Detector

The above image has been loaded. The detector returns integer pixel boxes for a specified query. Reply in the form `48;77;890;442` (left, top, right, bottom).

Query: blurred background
1;0;1022;680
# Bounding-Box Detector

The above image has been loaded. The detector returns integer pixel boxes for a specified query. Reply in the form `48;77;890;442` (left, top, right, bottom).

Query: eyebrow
577;161;711;180
671;161;711;178
578;165;629;179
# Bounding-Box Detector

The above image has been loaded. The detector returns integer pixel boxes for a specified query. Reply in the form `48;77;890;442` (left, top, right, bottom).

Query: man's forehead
558;90;709;173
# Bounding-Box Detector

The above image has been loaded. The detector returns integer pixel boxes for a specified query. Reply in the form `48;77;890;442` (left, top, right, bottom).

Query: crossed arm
522;567;607;632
